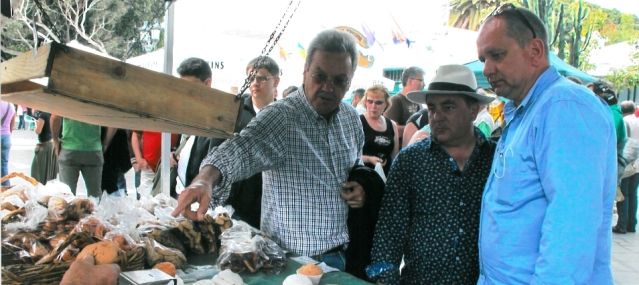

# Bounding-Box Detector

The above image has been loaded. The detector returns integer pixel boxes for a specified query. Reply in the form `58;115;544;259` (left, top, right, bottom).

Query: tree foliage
448;0;501;30
448;0;639;70
606;51;639;90
1;0;165;60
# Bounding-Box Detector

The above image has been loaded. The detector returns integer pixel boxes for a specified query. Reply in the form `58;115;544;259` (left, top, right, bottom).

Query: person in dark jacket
179;56;280;229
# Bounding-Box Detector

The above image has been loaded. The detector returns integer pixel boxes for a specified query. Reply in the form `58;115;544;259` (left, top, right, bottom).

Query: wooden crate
1;43;241;138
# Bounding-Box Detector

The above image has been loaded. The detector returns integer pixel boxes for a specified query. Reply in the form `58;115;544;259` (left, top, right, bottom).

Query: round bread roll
154;261;177;277
48;196;68;217
77;240;120;265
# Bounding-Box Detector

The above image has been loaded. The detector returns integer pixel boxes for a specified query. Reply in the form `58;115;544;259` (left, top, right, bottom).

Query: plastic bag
258;235;287;274
217;234;264;273
143;237;187;269
72;215;111;239
216;221;286;274
3;200;48;233
374;163;387;183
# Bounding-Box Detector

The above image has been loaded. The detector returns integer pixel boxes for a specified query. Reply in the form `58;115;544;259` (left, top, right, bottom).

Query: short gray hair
304;29;358;71
401;66;425;86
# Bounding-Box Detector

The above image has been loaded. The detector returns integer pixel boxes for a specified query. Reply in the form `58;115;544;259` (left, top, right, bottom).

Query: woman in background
31;109;58;184
360;85;399;175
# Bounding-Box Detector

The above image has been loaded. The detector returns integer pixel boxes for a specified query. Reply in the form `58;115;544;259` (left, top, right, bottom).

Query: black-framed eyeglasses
410;77;424;83
487;3;537;39
252;75;271;83
311;73;351;89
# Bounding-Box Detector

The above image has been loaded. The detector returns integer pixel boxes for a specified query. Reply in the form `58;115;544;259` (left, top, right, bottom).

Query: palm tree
448;0;502;30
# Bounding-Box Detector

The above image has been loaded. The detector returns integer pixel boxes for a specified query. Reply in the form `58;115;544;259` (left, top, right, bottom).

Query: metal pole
161;0;175;196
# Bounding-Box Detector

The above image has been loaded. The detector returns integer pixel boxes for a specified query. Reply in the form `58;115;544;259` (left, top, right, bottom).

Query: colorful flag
279;45;289;61
297;43;306;59
362;24;376;47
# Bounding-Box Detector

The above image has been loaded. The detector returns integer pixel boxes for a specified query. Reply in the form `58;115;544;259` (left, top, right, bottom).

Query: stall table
187;254;373;285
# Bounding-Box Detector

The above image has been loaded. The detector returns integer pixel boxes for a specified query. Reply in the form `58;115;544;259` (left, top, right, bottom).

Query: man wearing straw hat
368;64;495;284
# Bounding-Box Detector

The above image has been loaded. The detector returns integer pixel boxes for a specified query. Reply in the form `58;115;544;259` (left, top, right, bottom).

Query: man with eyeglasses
172;29;366;271
476;4;615;285
177;56;279;229
384;66;425;146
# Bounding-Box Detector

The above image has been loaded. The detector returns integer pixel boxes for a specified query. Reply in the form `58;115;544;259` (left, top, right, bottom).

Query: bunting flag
358;50;374;68
391;29;405;44
279;45;290;61
296;43;307;59
391;15;412;47
361;24;376;47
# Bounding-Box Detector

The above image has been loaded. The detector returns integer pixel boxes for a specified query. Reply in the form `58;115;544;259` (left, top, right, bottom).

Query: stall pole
161;0;176;196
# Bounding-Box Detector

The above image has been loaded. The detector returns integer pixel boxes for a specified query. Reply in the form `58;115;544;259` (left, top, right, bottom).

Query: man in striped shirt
172;29;366;270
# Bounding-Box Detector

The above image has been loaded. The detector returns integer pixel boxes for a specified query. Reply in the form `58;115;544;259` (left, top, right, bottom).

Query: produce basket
1;244;145;285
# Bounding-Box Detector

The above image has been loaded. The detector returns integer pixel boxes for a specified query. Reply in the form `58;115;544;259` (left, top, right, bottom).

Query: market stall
0;174;372;285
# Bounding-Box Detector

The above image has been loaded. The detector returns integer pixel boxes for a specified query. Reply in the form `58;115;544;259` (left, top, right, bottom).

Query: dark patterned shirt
370;130;495;285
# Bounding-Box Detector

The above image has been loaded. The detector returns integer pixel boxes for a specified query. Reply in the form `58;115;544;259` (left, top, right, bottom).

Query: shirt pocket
494;147;544;208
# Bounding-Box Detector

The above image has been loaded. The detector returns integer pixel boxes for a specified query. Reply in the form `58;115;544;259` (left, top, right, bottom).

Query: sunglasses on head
486;3;537;39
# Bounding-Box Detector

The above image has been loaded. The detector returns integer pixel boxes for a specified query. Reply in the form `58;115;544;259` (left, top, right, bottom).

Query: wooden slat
0;43;242;138
1;89;232;138
45;43;240;137
1;81;43;94
0;45;52;84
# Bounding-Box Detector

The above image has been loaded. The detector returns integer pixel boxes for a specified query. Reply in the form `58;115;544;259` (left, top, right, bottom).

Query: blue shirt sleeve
531;97;616;283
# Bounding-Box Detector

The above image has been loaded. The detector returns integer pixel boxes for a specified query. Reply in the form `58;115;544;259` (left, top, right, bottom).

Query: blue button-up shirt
478;67;616;285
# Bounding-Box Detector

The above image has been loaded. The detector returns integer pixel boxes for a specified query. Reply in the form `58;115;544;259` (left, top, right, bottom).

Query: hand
171;180;212;221
60;255;120;285
341;181;366;208
363;155;383;165
137;158;150;171
53;139;61;156
132;162;140;172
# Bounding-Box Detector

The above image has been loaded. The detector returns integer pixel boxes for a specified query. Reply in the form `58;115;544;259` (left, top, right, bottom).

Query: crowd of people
0;4;635;285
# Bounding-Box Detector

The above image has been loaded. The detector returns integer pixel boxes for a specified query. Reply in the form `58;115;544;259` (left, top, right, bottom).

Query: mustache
316;91;337;101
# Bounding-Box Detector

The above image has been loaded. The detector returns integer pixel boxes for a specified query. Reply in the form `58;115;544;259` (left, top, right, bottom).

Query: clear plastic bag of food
216;233;264;273
143;237;187;269
3;200;48;233
257;235;287;274
72;215;111;239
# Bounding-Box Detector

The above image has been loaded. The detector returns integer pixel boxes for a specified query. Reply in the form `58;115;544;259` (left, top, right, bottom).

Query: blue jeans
1;135;10;186
312;249;346;271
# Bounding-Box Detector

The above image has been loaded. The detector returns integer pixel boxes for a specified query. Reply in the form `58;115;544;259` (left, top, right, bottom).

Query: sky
585;0;639;16
129;0;637;93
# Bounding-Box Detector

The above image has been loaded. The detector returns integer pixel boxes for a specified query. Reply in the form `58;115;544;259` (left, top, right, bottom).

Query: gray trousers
58;149;103;198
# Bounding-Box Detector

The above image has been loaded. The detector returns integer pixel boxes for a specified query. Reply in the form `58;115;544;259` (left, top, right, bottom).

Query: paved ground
5;129;639;283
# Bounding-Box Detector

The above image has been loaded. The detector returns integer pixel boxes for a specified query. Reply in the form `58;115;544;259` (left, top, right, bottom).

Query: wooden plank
1;81;43;94
45;43;240;137
44;43;240;137
1;89;232;138
0;45;52;84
